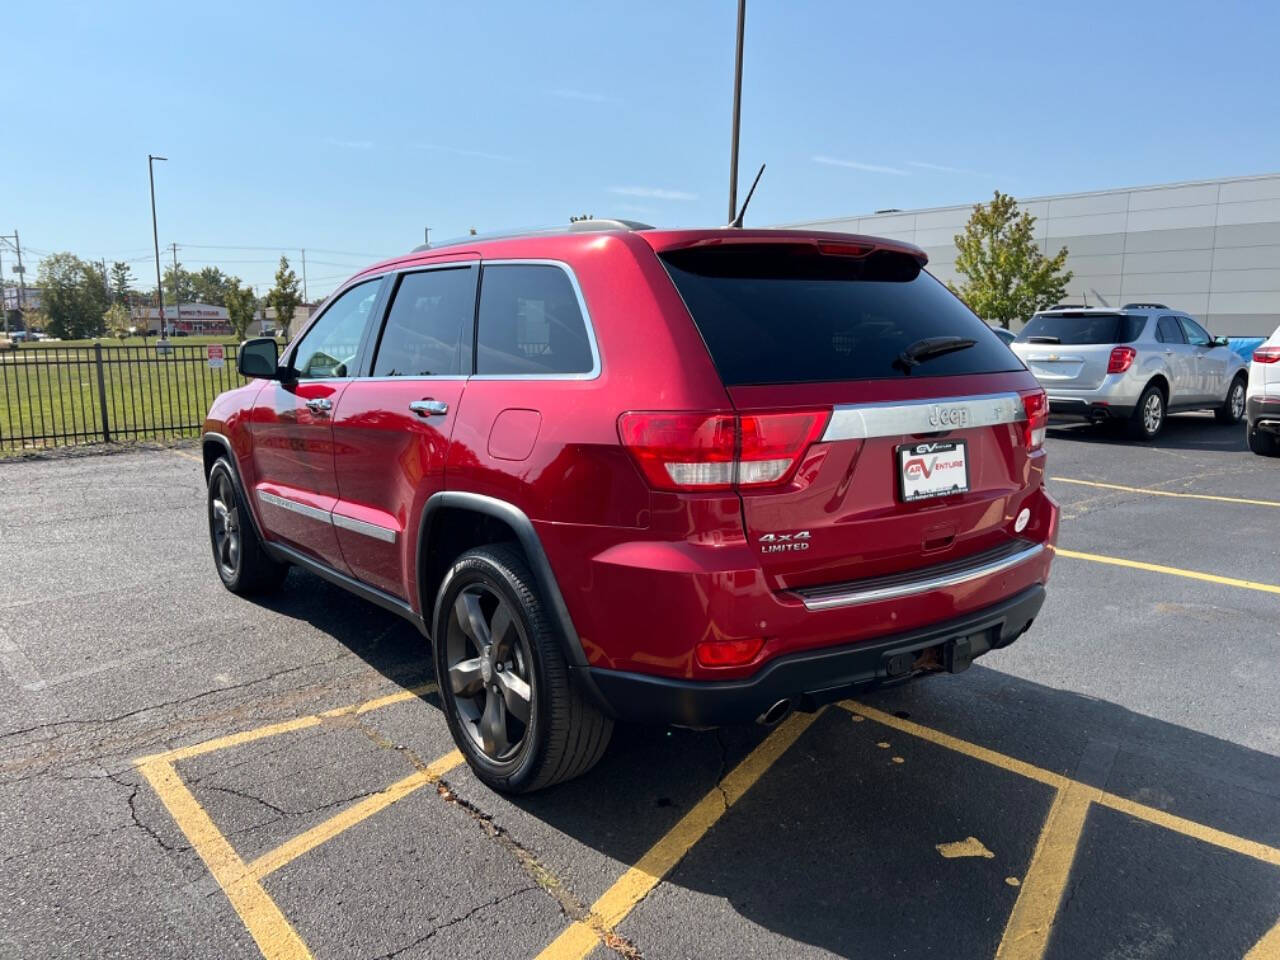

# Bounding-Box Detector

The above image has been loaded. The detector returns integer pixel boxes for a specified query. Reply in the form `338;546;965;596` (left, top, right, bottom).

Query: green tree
162;261;195;304
38;253;109;340
109;261;134;304
225;279;258;340
104;302;132;340
190;266;234;306
267;255;301;334
949;190;1072;328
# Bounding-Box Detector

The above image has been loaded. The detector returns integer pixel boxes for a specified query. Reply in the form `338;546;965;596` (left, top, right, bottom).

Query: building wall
783;173;1280;336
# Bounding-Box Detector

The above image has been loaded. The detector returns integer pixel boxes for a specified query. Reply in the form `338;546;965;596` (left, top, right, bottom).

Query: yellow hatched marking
1055;548;1280;596
137;759;312;960
1053;476;1280;509
534;710;819;960
249;750;464;879
1246;916;1280;959
996;783;1096;959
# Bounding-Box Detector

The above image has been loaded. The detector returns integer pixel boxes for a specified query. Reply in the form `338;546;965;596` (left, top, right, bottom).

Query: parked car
1010;304;1249;440
201;221;1058;792
1246;327;1280;456
989;326;1017;346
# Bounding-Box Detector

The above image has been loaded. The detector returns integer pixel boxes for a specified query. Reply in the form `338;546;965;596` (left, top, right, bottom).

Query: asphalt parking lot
1;412;1278;960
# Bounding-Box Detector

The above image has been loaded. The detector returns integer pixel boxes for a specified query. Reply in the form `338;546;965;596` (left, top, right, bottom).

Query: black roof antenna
729;163;766;228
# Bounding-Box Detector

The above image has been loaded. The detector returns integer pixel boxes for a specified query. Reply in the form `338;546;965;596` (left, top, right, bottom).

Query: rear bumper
1247;396;1280;433
587;585;1046;726
1047;395;1135;421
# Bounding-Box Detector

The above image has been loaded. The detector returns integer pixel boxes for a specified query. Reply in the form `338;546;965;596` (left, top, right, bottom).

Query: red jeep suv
202;221;1057;793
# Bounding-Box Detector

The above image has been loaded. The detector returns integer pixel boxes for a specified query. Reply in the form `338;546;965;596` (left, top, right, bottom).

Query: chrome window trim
258;490;333;525
469;258;602;381
820;392;1026;442
331;512;398;544
794;541;1045;611
259;490;398;543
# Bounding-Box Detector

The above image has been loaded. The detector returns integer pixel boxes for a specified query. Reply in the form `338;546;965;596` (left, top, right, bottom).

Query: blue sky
5;0;1279;298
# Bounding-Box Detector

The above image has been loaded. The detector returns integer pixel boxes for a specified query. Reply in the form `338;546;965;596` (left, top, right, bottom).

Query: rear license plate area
897;440;969;502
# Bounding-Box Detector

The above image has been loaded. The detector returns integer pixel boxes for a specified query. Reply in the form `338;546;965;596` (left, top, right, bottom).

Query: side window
1156;316;1186;344
1179;317;1211;346
372;267;476;377
292;279;381;378
476;264;594;376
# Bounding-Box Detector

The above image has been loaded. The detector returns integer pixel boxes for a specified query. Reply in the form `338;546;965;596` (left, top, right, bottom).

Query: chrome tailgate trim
820;393;1026;442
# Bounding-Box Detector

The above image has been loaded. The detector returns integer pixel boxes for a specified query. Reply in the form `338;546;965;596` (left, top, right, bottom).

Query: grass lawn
0;343;249;453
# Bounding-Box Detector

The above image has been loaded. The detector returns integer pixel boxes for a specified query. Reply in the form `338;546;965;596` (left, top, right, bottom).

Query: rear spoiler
640;229;928;266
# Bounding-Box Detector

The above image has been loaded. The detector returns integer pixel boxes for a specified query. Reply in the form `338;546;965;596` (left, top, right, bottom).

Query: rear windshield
659;245;1021;385
1016;313;1146;345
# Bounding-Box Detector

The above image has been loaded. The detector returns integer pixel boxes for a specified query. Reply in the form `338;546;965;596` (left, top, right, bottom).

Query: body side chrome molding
821;392;1026;442
793;541;1046;610
258;489;399;543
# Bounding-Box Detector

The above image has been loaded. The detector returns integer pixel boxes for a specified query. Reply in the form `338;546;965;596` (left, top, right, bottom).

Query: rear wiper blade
1026;335;1060;343
894;336;977;373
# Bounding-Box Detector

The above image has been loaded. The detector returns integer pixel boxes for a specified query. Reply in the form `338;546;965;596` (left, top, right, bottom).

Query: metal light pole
727;0;746;223
148;155;167;340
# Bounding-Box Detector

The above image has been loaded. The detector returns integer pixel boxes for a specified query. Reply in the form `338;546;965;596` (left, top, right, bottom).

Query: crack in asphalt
368;885;538;959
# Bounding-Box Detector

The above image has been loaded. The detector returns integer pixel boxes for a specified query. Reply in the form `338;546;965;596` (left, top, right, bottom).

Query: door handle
409;399;449;417
305;397;333;413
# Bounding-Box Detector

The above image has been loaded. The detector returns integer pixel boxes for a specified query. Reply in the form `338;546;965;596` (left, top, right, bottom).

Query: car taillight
1108;346;1137;374
1254;346;1280;364
1020;389;1047;450
695;637;765;668
618;409;829;492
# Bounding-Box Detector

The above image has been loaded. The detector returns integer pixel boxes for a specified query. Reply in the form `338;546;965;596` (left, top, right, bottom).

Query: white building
784;172;1280;336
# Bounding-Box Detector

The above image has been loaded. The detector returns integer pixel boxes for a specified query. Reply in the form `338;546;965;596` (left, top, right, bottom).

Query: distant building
2;285;41;312
129;302;314;337
783;172;1280;336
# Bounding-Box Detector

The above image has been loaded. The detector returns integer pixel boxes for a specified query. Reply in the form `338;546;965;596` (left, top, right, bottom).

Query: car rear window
1016;313;1146;345
659;244;1021;385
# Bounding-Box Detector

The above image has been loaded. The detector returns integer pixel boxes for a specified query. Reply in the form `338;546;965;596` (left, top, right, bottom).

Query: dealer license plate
898;441;969;502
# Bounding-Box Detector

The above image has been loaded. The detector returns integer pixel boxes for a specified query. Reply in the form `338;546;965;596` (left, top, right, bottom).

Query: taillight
1020;389;1047;450
1254;346;1280;364
1108;346;1137;374
618;409;829;492
695;637;765;668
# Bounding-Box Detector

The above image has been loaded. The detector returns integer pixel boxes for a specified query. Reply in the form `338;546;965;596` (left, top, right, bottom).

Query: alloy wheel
210;471;240;579
1231;382;1245;420
445;584;534;762
1143;392;1163;435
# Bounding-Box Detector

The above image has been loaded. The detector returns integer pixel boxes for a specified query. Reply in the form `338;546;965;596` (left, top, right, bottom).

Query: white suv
1246;326;1280;456
1011;304;1249;441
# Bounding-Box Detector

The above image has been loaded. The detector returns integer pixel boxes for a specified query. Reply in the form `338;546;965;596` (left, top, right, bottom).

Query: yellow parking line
1054;548;1280;596
172;448;204;463
137;683;437;765
996;783;1096;960
1246;917;1280;959
137;759;313;960
249;750;464;879
843;703;1280;868
1053;477;1280;509
534;710;819;960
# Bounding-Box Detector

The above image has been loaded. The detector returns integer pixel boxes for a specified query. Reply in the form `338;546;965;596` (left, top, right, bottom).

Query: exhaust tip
756;699;794;727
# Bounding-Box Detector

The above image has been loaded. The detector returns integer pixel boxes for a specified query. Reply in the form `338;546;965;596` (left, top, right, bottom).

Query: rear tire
1127;383;1166;441
1216;375;1247;424
433;543;612;794
1248;424;1279;456
207;458;288;594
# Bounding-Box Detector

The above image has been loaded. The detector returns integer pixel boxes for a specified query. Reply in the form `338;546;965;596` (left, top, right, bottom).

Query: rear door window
1017;313;1146;345
371;266;476;377
475;264;595;376
1157;316;1186;344
659;244;1020;385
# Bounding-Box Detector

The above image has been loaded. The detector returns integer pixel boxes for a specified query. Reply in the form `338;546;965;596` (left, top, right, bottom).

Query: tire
1127;383;1166;441
433;543;612;793
1216;375;1247;424
1248;424;1280;456
207;458;288;594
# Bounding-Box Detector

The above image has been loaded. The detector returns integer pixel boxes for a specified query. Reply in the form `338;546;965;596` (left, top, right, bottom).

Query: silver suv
1010;304;1249;440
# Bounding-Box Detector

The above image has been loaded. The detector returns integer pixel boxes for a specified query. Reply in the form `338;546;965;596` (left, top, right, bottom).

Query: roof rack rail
1122;302;1169;310
411;218;654;253
1047;303;1087;310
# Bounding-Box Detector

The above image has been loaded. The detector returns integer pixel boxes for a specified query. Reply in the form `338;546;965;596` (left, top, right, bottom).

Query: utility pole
424;226;430;246
727;0;746;223
300;248;308;303
148;154;168;340
0;245;7;338
171;242;182;333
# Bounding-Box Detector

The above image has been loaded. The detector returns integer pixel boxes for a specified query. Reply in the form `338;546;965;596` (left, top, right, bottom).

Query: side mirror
238;337;285;380
1212;335;1230;348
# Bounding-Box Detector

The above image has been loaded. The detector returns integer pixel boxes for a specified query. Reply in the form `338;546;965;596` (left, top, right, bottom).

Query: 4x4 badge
759;531;811;553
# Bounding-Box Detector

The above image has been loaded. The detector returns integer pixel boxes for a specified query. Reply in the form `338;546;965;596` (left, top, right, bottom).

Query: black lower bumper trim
1048;399;1133;421
587;585;1046;727
1247;396;1280;432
